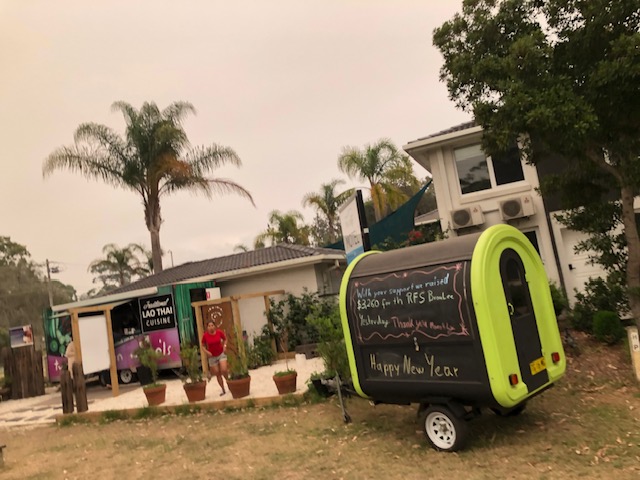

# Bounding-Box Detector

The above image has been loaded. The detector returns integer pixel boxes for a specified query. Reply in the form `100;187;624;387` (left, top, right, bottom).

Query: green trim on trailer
471;225;566;408
339;251;379;399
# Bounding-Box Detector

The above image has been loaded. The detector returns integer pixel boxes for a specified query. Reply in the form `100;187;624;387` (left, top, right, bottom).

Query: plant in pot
134;338;166;406
179;342;207;403
307;302;350;396
269;303;297;395
226;325;251;399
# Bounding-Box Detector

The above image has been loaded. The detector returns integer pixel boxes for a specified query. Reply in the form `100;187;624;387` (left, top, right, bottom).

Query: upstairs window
454;144;525;195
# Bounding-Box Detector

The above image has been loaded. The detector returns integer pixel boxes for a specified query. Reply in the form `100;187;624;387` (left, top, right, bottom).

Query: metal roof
108;244;345;294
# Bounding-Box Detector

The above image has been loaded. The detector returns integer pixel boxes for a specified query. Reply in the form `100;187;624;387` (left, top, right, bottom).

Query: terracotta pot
227;375;251;399
183;381;207;403
143;384;166;406
273;371;297;395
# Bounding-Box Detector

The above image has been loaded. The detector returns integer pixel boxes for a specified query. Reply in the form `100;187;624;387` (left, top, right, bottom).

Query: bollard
72;362;88;413
60;367;74;414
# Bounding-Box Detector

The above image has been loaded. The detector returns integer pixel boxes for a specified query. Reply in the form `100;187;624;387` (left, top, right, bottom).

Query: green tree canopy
0;237;75;344
302;179;353;245
338;139;417;222
434;0;640;327
88;243;150;293
43;101;255;273
255;210;311;247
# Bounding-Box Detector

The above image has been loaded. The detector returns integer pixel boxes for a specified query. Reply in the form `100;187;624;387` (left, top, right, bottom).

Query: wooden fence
1;345;45;399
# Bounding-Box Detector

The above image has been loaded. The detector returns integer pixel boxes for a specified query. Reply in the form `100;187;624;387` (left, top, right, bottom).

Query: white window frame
453;143;527;197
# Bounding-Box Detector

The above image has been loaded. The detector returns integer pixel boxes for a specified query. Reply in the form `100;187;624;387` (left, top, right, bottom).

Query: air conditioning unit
499;195;536;220
450;206;485;229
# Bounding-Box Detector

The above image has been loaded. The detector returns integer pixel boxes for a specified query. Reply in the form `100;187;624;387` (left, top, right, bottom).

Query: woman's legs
210;362;225;394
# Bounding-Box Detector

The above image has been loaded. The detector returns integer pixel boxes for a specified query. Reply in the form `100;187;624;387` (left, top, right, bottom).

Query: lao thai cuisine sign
139;294;177;333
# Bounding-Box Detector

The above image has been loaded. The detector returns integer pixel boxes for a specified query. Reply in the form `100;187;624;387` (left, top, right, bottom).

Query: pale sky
0;0;470;296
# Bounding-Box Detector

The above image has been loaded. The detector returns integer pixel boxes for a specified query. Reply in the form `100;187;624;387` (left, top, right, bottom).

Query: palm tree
43;101;255;273
88;243;149;290
255;210;311;246
302;179;353;244
337;139;412;222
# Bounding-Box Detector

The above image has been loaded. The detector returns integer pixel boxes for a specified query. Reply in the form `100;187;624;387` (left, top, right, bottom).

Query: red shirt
201;329;226;357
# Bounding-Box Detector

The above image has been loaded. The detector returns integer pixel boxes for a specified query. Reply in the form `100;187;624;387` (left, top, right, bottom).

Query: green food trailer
340;224;566;451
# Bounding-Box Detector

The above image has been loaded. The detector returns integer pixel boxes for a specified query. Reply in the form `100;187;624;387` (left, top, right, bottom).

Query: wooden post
230;297;245;358
60;367;74;414
70;310;83;365
264;294;277;356
628;326;640;382
104;308;119;398
195;304;207;376
72;362;88;413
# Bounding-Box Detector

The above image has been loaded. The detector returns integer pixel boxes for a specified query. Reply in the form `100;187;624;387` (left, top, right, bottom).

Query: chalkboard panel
363;345;480;383
346;261;473;345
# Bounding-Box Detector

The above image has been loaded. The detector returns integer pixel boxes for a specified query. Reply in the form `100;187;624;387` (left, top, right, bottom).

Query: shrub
307;302;350;381
570;277;627;333
592;310;626;345
549;282;569;317
247;326;276;369
266;289;334;350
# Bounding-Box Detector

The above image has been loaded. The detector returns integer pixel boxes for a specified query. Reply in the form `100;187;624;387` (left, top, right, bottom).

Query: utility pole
46;259;54;307
168;250;174;267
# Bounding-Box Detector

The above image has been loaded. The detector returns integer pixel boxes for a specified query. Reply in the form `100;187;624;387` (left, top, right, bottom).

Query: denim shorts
208;353;227;366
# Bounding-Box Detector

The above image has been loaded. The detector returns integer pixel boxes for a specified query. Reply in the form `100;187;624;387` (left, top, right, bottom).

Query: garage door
560;228;606;306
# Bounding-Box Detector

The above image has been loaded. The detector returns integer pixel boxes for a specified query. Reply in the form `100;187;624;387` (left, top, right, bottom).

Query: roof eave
403;125;483;153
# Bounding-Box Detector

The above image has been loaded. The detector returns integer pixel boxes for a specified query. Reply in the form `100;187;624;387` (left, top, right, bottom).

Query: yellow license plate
530;356;547;375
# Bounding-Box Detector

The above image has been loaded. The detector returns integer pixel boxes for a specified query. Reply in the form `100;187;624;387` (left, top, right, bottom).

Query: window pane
493;146;525;185
505;259;531;317
523;231;540;254
454;145;491;194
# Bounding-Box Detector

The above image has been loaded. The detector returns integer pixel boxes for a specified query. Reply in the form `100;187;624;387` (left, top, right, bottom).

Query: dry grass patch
1;334;640;480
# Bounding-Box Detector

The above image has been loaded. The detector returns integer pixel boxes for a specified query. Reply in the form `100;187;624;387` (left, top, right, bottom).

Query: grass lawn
1;333;640;480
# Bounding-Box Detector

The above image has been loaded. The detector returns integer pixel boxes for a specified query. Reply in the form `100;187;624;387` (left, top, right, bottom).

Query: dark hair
207;320;215;327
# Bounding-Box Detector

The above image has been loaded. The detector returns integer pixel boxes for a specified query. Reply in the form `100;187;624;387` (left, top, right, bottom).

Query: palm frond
185;145;242;173
162;101;196;124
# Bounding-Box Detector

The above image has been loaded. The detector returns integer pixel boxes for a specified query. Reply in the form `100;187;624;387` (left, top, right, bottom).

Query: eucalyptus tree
43;101;254;273
434;0;640;326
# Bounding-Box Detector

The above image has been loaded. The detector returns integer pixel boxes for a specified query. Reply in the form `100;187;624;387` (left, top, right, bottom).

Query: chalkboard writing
362;345;480;383
347;262;472;345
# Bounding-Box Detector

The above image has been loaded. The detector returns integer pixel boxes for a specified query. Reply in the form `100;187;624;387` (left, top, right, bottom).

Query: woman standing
201;319;228;395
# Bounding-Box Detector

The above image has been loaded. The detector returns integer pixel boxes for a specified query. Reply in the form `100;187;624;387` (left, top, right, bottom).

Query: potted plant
179;342;207;403
270;303;297;395
307;302;351;396
226;325;251;399
134;338;166;406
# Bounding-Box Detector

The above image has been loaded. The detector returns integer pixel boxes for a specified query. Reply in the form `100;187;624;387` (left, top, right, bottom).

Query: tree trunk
370;183;382;222
150;228;163;273
620;185;640;330
145;193;163;273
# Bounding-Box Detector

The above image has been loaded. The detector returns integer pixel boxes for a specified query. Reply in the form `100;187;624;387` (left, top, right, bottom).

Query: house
53;244;346;338
44;244;346;384
404;121;606;305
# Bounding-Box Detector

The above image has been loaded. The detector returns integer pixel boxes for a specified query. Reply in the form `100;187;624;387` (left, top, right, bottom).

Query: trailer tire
421;405;468;452
118;369;134;385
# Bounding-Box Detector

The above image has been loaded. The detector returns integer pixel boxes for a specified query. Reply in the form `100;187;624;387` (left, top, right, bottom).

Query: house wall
216;263;338;339
412;130;562;287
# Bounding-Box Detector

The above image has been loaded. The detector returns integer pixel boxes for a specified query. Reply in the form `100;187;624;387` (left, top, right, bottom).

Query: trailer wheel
421;405;468;452
118;369;134;385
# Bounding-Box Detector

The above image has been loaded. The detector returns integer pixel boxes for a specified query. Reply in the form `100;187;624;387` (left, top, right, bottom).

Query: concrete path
0;356;323;429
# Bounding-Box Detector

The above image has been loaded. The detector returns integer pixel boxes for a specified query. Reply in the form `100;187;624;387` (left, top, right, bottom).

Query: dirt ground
2;332;640;480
